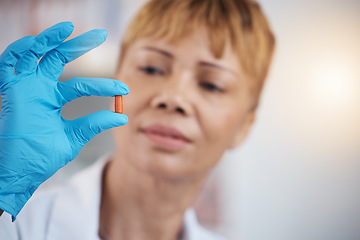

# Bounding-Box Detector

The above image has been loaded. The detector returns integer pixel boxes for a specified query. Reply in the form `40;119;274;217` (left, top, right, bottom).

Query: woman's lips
142;124;191;150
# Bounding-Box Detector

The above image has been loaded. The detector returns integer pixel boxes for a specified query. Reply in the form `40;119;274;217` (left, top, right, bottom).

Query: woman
0;0;275;239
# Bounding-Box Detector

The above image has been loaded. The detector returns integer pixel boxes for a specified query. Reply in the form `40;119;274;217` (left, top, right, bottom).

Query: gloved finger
69;110;128;146
0;36;35;80
57;77;129;105
38;29;107;79
15;21;74;74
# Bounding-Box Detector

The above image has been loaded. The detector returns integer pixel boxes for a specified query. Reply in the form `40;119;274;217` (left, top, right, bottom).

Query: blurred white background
1;0;359;239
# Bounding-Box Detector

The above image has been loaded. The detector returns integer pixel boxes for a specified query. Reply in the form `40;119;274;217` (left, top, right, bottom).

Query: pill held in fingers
115;95;123;114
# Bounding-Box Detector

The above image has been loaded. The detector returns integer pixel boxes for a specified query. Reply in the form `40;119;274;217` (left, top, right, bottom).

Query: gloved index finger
57;77;129;104
38;29;108;79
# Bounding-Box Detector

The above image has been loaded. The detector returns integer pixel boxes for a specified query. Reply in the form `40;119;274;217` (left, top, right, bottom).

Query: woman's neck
99;153;206;240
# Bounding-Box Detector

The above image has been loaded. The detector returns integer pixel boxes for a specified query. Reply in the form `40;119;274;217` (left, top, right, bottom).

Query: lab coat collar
47;156;208;240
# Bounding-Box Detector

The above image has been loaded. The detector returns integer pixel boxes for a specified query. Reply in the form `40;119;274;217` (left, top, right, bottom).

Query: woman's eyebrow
140;47;237;77
199;61;238;77
141;47;173;58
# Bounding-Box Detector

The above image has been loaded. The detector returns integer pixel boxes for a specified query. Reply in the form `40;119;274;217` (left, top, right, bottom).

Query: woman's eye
200;82;223;92
139;66;162;75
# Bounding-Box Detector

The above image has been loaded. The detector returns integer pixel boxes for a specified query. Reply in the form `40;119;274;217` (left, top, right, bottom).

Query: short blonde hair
119;0;275;110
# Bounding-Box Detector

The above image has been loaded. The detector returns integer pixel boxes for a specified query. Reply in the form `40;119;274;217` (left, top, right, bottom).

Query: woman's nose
157;102;185;115
150;76;193;116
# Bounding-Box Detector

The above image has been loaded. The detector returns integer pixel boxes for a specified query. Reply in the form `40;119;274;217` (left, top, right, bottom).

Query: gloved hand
0;22;128;221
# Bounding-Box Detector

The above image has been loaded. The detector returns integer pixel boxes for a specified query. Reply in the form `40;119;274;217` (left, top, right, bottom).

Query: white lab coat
0;156;226;240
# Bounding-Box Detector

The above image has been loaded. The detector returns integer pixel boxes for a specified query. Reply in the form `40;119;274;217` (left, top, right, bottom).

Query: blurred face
113;30;255;180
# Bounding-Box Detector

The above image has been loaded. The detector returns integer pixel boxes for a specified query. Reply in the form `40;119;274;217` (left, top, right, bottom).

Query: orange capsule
115;95;123;114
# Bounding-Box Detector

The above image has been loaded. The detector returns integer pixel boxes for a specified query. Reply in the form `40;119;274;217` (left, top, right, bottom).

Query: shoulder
0;157;107;240
0;189;57;240
183;209;228;240
195;227;227;240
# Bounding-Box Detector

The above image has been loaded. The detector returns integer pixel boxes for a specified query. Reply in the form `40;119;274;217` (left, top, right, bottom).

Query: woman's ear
228;111;256;149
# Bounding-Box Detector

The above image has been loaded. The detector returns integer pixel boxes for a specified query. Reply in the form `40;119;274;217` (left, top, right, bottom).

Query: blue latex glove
0;22;128;221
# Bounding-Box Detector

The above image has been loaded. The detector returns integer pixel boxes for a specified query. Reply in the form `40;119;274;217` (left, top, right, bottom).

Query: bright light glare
313;60;357;108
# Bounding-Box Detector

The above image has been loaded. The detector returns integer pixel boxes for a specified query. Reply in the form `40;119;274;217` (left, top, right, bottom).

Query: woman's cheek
216;105;245;144
200;104;231;144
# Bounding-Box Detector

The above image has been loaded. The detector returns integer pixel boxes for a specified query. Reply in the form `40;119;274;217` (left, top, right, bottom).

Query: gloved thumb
68;110;128;147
